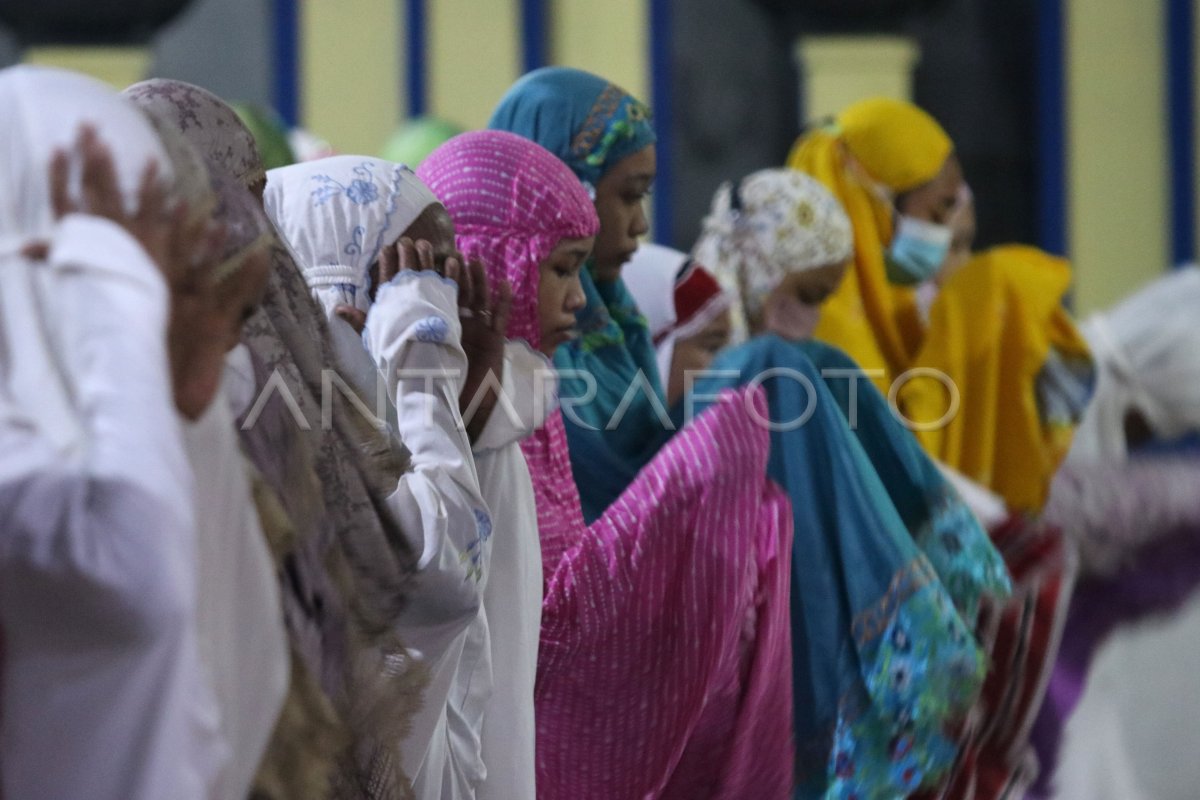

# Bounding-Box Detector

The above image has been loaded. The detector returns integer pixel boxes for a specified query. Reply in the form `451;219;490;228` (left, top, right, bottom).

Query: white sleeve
0;214;221;800
472;339;558;456
363;270;491;613
1;212;193;571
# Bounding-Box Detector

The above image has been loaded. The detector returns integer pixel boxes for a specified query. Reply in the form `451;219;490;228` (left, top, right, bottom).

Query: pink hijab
419;130;598;567
420;131;795;800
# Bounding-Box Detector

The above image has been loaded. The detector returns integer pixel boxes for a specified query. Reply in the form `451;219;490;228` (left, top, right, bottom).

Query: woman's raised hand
41;124;225;288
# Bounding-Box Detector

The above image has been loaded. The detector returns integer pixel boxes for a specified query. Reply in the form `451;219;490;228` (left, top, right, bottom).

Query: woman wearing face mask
790;99;1093;516
694;169;1009;611
629;218;1010;621
718;163;1072;798
625;172;1000;800
787;97;963;395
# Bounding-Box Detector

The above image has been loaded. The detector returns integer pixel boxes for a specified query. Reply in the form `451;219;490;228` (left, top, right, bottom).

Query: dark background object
0;0;195;45
667;0;1038;253
753;0;954;33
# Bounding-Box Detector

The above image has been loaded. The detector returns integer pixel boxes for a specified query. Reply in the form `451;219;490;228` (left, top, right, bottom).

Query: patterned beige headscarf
124;78;266;190
126;76;424;800
693;168;853;343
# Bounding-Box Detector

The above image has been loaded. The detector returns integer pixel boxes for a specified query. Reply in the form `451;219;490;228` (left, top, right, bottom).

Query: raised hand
337;237;462;333
389;236;461;283
42;124;225;289
458;256;512;443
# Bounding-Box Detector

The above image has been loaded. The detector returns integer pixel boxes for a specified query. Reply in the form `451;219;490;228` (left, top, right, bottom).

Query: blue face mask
885;215;952;286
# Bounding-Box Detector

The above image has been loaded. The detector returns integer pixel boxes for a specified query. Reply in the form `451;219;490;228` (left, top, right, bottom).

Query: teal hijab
799;339;1011;623
689;336;993;799
489;67;664;522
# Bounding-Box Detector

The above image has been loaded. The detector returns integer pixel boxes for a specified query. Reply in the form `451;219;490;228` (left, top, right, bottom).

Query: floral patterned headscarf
693;168;853;343
263;156;439;313
124;78;265;190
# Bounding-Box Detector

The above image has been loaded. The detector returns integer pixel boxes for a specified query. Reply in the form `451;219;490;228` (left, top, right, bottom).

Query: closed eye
554;263;582;279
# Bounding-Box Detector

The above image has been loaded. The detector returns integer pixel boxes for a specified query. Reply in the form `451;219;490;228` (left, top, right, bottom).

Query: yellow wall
1067;0;1168;313
551;0;648;102
20;1;1194;303
300;0;401;156
794;36;920;122
429;0;520;130
24;46;149;88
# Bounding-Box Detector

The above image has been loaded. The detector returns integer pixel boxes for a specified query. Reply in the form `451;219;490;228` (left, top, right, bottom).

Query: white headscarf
0;65;230;800
693;168;853;343
1069;266;1200;461
0;65;173;458
625;243;731;383
263;155;439;315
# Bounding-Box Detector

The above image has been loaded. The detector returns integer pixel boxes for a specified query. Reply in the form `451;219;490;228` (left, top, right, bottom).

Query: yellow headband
835;97;952;193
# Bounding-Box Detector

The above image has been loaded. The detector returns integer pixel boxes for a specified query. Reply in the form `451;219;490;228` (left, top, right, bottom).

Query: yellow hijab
787;97;952;391
901;246;1091;512
789;98;1090;512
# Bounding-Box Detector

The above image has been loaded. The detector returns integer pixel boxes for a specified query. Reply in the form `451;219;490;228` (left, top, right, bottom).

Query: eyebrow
625;173;656;186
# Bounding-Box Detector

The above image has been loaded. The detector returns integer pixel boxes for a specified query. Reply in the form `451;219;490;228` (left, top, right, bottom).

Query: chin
591;259;624;281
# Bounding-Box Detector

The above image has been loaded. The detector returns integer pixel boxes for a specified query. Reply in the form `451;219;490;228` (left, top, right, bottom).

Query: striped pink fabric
420;131;795;799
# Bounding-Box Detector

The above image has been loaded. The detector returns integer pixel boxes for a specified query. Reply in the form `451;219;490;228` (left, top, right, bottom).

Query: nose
630;200;650;239
565;276;587;312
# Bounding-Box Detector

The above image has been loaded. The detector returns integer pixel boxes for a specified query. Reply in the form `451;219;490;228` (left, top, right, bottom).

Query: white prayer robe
471;340;553;800
363;271;493;800
0;214;224;800
184;366;290;800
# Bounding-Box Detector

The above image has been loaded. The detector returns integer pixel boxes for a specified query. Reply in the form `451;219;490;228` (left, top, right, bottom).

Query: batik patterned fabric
924;516;1074;800
124;78;266;189
489;66;666;522
420;130;796;800
629;234;1003;796
694;168;854;344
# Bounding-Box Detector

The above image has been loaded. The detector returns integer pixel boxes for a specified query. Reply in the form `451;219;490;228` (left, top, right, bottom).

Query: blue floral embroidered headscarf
489;68;666;522
263;155;439;312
